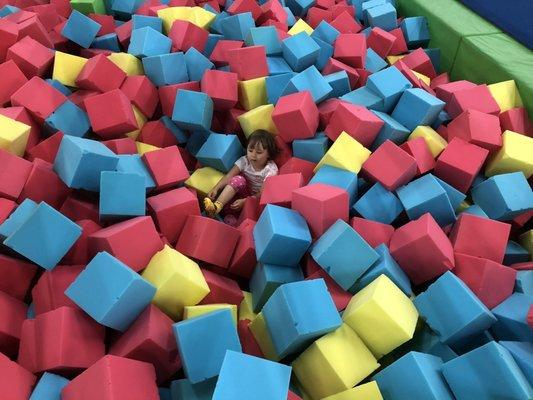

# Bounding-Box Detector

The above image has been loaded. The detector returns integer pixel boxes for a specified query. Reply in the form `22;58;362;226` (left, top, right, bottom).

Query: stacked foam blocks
0;0;532;398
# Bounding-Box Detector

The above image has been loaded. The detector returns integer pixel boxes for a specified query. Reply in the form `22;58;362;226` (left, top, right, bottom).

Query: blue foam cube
312;36;334;71
91;33;120;52
285;0;314;16
170;378;216;400
132;14;162;32
505;241;530;266
45;100;90;138
45;79;72;96
262;279;342;357
4;202;81;270
196;133;244;173
0;199;38;240
30;372;69;400
408;325;458;363
159;387;171;400
128;26;171;58
220;12;255;41
292;132;329;164
361;0;388;24
210;11;230;35
366;2;397;31
53;135;119;192
245;26;282;55
160;115;188;144
267;56;294;75
472;172;533;221
460;204;489;219
281;32;321;72
184;47;215;82
310;20;340;45
172;90;213;132
396;173;456;227
0;5;20;17
365;47;388;73
351;243;413;296
142;52;189;87
324;70;351;98
213;351;292;400
250;263;304;312
173;309;242;384
374;352;456;400
204;33;224;57
284;6;296;26
491;293;533;342
61;10;101;48
283;65;333;103
353;182;403;224
311;219;379;290
442;342;533;400
340;86;385;111
370;110;410;149
111;0;145;18
99;171;146;219
424;48;441;73
500;341;533;385
116;154;156;191
65;251;156;331
253;204;312;267
391;88;446;131
186;130;210;157
309;164;358;204
366;66;413;112
266;72;296;104
433;175;466;211
401;16;430;48
414;271;497;345
431;110;451;130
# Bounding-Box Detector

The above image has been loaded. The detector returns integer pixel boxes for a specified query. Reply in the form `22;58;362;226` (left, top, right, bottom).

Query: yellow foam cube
184;304;238;325
386;55;404;65
157;7;193;33
457;200;471;213
52;51;88;88
191;6;216;29
107;53;144;76
249;312;280;361
288;19;314;36
141;245;210;319
321;381;383;400
237;104;278;137
238;77;267;111
239;291;257;322
136;141;160;155
488;80;523;113
184;167;224;197
519;229;533;260
292;324;379;400
484;130;533;178
408;126;447;157
412;70;430;86
0;114;31;156
342;275;418;358
314;131;371;173
125;106;146;140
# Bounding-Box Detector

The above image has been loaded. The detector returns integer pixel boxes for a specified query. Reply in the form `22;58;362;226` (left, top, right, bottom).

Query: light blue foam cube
172;89;213;132
309;164;358;204
61;10;101;48
285;0;314;16
142;52;189;87
185;47;215;82
267;56;294;75
313;36;334;71
99;171;146;219
366;2;397;31
370;110;410;149
310;20;340;45
266;72;296;104
401;16;430;48
45;79;72;96
0;198;38;241
366;66;413;112
220;12;255;41
324;70;351;98
460;204;489;219
128;26;171;58
245;26;282;55
132;14;162;32
391;88;445;131
172;309;242;384
281;32;321;72
505;241;530;266
353;182;403;224
283;65;333;103
116;154;156;191
186;130;210;157
196;133;244;173
365;47;388;73
491;293;533;342
91;33;120;52
45;100;90;138
30;372;69;400
0;5;20;17
341;86;385;111
111;0;145;18
433;175;466;211
4;202;81;270
500;341;533;385
292;132;329;164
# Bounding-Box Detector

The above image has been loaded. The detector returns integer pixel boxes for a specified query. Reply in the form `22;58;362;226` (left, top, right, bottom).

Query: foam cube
0;353;36;400
62;355;159;400
249;312;280;361
173;309;242;383
0;150;32;200
309;164;358;204
245;26;282;55
373;352;454;400
259;172;304;209
238;77;267;111
325;102;384;146
353;182;403;224
281;32;320;72
0;113;30;156
0;60;27;106
390;213;455;284
142;145;189;189
343;274;418;358
169;20;209;53
183;48;213;86
228;45;269;80
0;290;27;358
499;341;533;384
213;351;291;400
172;89;213;132
446;109;502;151
199;269;244;306
322;381;382;400
272;91;319;142
99;171;145;219
6;35;55;79
141;245;210;319
128;27;171;58
115;153;155;191
485;130;533;178
262;279;341;357
121;75;159;118
414;271;496;344
229;219;258;278
184;305;238;325
365;66;412;112
200;70;238;110
44;100;90;138
142;52;188;87
237;104;278;137
169;379;216;400
454;253;516;309
315;131;371;174
61;10;101;48
333;33;366;69
391;88;445;131
220;12;255;41
499;107;533;136
253;204;312;267
184;167;225;197
446;84;500;119
75;54;125;92
0;199;37;241
196;133;244;172
408;126;447;159
491;293;533;342
284;65;333;103
442;342;533;400
30;372;69;400
350;217;395;249
292;323;379;399
51;51;87;89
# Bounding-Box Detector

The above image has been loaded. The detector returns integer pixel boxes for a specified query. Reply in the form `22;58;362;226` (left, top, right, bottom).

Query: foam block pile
0;0;532;398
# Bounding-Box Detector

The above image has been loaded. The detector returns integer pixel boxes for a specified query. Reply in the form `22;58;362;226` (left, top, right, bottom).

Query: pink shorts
228;175;251;197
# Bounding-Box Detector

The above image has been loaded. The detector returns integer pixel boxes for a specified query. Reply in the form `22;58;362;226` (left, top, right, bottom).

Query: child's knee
229;175;247;191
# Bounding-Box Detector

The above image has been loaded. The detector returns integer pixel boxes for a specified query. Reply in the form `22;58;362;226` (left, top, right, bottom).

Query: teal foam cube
61;10;100;48
266;73;296;104
267;56;294;75
341;86;385;111
281;32;321;72
142;52;189;87
366;2;397;31
184;47;214;82
116;154;156;191
365;47;388;73
91;33;120;52
128;26;171;58
391;88;446;131
292;132;329;164
313;37;334;71
366;66;412;112
500;341;533;385
245;26;282;55
132;14;162;32
324;70;351;98
283;65;333;103
353;182;403;224
99;171;146;219
220;12;255;40
45;79;72;96
172;90;213;132
196;133;244;173
45;100;90;138
285;0;314;16
0;198;38;241
309;164;358;204
370;110;410;149
491;293;533;342
310;20;340;45
401;16;430;48
30;372;69;400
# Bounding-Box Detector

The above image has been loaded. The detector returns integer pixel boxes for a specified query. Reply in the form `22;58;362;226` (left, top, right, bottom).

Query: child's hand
230;198;245;210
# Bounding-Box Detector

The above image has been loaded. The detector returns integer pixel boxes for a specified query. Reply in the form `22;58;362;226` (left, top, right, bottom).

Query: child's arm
208;165;241;199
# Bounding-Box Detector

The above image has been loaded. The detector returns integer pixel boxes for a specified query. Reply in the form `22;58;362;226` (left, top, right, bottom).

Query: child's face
247;141;269;169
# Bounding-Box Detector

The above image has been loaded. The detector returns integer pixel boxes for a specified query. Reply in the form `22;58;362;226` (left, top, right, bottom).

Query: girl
204;130;279;217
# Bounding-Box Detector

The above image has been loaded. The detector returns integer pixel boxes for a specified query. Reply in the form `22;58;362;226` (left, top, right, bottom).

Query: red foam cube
446;109;503;151
17;319;38;373
62;219;102;265
199;268;245;305
120;75;159;118
159;81;200;117
102;137;138;154
139;120;179;148
11;76;67;122
259;0;288;25
449;213;511;264
278;157;316;185
0;60;28;106
76;54;127;93
238;319;264;358
0;19;19;63
209;39;244;66
0;352;36;400
142;146;190;190
0;149;32;200
169;20;209;52
89;216;164;272
272;91;319;142
330;11;362;33
115;20;132;48
367;27;395;58
350;217;395;248
68;89;99;111
292;183;349;238
176;216;240;269
362;140;417;191
200;69;239;111
400;48;436;79
434;137;489;193
0;254;38;301
499;107;533;137
228;0;263;19
0;291;28;358
333;33;366;68
60;194;99;223
147;187;200;245
322;58;359;89
84;88;138;139
229;218;257;278
454;253;516;309
400;137;436;175
89;13;116;36
430;72;450;89
388;27;408;55
446;84;500;118
390;213;455;285
16;14;53;48
0;198;16;225
325;101;384;146
272;134;293;168
109;305;181;383
62;355;159;400
318;97;344;128
307;7;333;28
227;45;269;80
259;172;304;209
236;196;260;226
434;80;477;104
6;35;54;79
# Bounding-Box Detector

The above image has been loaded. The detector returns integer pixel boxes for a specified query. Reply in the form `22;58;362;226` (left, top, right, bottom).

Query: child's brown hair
247;130;280;160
